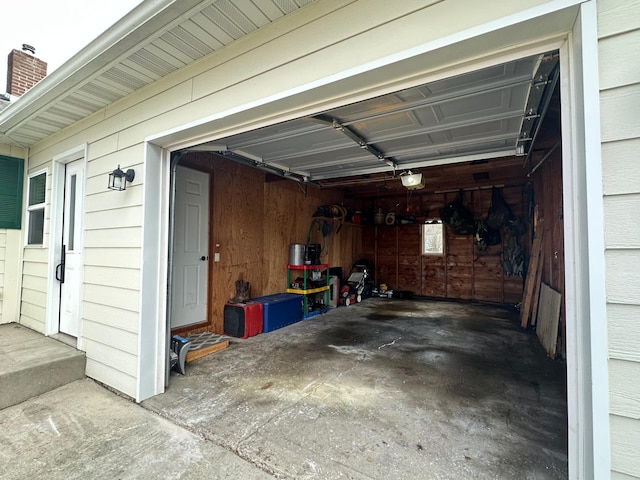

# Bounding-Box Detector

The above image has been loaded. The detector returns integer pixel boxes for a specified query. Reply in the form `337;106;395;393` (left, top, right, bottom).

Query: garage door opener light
400;171;425;190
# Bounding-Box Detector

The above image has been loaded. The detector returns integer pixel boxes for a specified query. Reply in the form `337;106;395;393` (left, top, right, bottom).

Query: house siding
12;0;596;404
0;229;5;323
16;0;557;400
598;0;640;478
0;144;25;325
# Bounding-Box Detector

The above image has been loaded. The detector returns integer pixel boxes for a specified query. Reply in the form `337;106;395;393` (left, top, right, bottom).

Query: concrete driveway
1;298;567;479
0;379;271;479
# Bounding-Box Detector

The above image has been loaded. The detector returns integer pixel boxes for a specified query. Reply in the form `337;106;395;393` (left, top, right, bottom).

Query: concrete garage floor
144;298;568;479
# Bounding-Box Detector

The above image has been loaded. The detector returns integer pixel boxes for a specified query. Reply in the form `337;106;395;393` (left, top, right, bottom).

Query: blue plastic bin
251;293;302;332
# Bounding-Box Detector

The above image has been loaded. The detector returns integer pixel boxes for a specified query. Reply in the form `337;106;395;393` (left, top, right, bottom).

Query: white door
59;159;84;337
171;166;210;328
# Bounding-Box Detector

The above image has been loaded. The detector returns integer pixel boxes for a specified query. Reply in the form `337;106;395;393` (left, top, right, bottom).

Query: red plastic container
223;301;263;338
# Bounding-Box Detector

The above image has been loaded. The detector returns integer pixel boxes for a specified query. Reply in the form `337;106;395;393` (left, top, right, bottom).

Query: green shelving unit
286;264;330;318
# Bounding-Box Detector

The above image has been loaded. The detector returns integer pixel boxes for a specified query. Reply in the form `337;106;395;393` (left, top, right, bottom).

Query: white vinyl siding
19;165;51;334
19;0;573;400
0;230;5;323
598;0;640;478
19;245;48;332
0;148;16;324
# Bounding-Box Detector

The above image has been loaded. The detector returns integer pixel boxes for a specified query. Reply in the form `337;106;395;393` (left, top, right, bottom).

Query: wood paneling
376;255;397;288
211;162;266;330
180;153;354;334
422;256;446;297
531;146;566;356
177;144;566;332
398;225;421;252
398;255;421;292
350;158;546;306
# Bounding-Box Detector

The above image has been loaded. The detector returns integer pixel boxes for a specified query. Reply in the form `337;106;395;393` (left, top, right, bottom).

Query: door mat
185;332;230;363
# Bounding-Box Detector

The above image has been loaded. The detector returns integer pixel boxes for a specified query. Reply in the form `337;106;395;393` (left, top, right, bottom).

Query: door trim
138;142;170;402
46;145;87;349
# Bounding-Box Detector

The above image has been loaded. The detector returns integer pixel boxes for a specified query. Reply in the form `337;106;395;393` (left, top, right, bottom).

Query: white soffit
0;0;314;147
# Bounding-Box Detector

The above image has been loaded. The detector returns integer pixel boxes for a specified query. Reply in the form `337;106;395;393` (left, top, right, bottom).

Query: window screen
26;171;46;245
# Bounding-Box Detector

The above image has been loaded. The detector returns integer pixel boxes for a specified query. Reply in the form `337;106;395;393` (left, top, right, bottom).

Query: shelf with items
286;264;330;318
286;285;330;295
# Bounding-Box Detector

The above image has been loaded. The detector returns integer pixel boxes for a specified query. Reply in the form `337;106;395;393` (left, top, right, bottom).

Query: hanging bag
440;190;476;235
486;187;512;230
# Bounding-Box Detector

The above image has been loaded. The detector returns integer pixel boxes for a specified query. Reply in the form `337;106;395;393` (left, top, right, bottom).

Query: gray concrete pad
0;379;273;480
0;323;85;409
144;298;568;479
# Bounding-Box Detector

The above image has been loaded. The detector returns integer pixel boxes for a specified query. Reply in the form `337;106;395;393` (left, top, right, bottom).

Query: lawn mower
340;259;374;306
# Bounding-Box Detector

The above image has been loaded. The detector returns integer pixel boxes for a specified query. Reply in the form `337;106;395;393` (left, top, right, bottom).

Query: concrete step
0;323;86;410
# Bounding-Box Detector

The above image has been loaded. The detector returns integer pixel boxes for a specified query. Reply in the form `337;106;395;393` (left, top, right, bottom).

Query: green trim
0;155;24;229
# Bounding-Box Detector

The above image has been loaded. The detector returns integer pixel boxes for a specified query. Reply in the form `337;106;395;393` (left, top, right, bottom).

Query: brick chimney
6;46;47;97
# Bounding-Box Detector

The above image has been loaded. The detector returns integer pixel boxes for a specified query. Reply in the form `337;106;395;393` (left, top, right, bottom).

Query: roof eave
0;0;204;145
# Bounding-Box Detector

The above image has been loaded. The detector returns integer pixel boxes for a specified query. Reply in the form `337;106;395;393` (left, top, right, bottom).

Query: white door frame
141;2;608;476
46;145;88;348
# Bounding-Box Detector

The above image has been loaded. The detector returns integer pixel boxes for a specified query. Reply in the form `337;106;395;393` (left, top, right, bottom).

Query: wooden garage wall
182;153;361;334
359;185;527;304
529;146;566;356
598;1;640;477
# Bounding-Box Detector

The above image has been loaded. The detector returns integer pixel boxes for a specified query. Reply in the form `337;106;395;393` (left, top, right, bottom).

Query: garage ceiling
186;51;558;187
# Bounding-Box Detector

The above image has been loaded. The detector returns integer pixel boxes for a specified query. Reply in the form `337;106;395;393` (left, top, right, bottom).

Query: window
422;220;444;255
0;155;24;229
26;171;46;245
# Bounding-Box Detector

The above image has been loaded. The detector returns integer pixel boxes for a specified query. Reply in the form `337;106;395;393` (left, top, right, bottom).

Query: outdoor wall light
108;165;135;191
400;171;425;190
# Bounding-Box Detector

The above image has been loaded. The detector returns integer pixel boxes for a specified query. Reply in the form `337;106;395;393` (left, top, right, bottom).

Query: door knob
200;256;208;261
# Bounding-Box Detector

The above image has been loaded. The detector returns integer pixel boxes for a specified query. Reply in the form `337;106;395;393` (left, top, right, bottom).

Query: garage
2;0;616;475
167;49;565;347
153;48;568;477
168;50;564;337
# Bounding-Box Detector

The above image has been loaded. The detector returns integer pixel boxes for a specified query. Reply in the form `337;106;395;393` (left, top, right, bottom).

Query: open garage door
182;52;559;188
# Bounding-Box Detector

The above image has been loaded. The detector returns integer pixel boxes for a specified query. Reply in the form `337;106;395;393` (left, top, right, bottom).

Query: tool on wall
306;219;332;260
312;204;347;232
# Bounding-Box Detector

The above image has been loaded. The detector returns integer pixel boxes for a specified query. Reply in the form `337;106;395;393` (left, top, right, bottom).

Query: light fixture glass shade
108;165;135;191
400;172;425;190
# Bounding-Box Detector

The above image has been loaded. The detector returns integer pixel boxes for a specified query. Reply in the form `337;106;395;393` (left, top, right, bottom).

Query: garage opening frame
140;2;608;477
